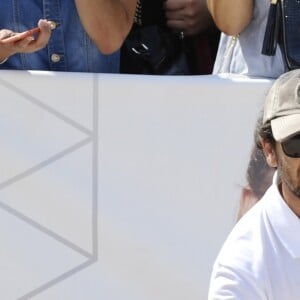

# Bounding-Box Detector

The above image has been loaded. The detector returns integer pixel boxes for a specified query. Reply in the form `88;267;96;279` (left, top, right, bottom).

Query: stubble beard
277;160;300;199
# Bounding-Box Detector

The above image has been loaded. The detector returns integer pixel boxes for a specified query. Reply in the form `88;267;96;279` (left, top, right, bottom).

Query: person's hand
0;19;52;62
164;0;213;36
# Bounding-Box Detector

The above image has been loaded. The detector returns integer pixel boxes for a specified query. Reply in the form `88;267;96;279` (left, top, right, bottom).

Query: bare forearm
75;0;137;54
207;0;253;35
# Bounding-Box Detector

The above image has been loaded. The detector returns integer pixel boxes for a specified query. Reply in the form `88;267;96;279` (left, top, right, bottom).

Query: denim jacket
0;0;119;73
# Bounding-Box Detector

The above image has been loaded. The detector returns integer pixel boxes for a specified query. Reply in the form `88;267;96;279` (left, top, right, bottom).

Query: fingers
0;27;40;44
164;0;185;11
9;19;52;53
165;7;201;36
0;29;25;59
0;35;36;59
165;0;198;35
0;19;52;60
165;0;211;36
31;19;52;51
0;29;15;41
16;36;36;48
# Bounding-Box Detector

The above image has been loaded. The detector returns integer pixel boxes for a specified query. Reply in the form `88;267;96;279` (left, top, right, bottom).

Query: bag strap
262;0;281;56
134;0;142;26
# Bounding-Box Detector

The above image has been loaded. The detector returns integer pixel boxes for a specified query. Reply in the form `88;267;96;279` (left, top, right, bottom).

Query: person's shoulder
216;198;267;270
209;195;271;298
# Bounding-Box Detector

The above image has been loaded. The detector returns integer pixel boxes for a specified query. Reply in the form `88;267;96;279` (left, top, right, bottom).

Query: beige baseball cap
263;70;300;142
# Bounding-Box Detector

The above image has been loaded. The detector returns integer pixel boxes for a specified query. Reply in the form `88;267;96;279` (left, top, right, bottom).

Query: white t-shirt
213;0;285;79
208;171;300;299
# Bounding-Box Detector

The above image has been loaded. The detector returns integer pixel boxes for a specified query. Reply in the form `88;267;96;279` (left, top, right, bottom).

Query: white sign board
0;71;272;299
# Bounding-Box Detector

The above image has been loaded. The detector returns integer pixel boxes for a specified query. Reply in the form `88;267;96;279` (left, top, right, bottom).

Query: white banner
0;70;272;299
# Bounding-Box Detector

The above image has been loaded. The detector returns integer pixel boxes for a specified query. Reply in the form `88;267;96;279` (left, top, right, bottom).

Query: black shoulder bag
262;0;300;70
120;0;191;75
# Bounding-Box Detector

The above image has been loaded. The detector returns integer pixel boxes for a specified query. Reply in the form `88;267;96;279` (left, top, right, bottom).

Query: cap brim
271;114;300;142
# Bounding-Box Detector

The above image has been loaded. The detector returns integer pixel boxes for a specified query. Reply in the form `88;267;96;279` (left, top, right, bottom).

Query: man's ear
260;137;277;168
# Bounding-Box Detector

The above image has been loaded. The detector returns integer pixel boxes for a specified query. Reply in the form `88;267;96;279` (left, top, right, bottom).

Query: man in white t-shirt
208;69;300;299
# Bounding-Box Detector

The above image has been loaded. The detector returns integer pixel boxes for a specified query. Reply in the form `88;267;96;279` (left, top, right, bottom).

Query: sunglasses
281;134;300;158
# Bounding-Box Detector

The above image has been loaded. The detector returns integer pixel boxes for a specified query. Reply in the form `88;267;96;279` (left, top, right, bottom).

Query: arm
75;0;138;54
164;0;215;36
207;0;253;35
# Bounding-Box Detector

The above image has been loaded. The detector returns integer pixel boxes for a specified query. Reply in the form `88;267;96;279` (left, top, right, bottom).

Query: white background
0;71;272;300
